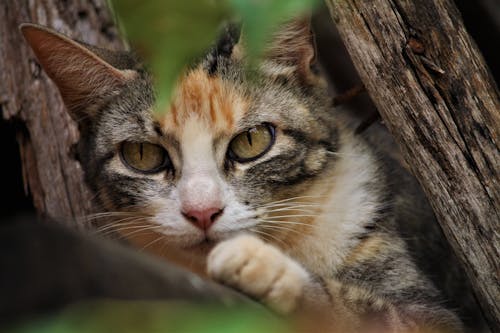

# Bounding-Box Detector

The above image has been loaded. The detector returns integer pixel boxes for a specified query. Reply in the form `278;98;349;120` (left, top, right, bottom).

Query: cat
21;19;481;332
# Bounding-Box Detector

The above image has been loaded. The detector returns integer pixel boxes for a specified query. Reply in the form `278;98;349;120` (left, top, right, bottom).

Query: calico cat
21;19;479;332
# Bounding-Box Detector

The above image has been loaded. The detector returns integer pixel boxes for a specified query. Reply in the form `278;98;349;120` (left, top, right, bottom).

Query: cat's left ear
264;17;318;84
20;23;137;119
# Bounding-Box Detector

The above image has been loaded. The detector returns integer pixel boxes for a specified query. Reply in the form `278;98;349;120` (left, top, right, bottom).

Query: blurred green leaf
7;300;288;333
110;0;231;113
110;0;319;114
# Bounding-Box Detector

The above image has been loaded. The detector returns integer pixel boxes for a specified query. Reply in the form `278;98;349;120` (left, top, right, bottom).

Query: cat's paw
207;234;309;314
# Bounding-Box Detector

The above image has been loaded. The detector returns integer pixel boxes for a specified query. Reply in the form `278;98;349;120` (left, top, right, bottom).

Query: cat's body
22;20;481;332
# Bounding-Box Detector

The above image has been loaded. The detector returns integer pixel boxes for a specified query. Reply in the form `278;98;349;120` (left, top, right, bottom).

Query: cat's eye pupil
246;130;253;146
139;143;144;159
120;142;170;174
228;123;275;163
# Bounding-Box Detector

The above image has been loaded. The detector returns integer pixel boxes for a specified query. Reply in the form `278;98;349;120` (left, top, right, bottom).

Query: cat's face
22;20;339;251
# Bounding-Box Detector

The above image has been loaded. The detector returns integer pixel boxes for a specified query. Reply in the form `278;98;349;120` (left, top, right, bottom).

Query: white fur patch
207;234;309;314
287;134;384;276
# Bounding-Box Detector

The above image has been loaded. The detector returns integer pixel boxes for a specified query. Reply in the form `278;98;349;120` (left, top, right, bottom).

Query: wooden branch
325;0;499;330
1;218;263;323
0;0;123;227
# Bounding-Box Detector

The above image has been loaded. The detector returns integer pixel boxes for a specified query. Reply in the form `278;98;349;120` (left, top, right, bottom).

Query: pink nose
182;207;224;231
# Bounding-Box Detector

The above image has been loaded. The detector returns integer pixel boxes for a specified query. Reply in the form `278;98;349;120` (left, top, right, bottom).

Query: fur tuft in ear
20;23;136;118
263;17;317;84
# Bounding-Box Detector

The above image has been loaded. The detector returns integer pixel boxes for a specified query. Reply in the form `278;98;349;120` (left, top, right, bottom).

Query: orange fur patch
344;235;388;266
124;229;208;276
157;67;248;134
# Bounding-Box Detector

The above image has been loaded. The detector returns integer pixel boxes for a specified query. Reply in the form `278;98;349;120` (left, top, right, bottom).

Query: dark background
1;0;499;220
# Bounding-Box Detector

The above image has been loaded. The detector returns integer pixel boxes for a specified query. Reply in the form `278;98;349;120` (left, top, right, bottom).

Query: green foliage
109;0;319;113
109;0;230;112
7;300;288;333
229;0;320;65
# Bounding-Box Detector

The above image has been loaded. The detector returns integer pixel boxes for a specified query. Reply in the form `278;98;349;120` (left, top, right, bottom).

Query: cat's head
21;20;339;251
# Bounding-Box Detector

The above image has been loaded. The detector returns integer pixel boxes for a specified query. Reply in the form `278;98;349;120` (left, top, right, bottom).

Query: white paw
207;234;309;314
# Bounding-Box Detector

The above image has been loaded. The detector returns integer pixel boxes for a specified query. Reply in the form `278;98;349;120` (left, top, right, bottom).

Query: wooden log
0;218;262;323
0;0;123;227
325;0;500;330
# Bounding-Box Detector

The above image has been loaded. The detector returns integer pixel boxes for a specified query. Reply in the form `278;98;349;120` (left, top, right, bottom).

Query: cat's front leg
207;234;309;314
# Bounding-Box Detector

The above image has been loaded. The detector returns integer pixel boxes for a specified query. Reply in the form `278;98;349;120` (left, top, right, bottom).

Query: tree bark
0;0;122;228
325;0;499;330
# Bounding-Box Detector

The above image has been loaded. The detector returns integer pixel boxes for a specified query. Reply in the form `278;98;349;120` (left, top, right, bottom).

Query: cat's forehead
156;67;248;136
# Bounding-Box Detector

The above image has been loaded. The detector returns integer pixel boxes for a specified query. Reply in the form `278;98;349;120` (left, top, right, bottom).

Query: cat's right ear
20;23;136;119
262;17;318;85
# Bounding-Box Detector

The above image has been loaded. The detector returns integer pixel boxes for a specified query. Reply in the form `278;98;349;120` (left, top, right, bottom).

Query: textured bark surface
0;0;124;227
326;0;499;330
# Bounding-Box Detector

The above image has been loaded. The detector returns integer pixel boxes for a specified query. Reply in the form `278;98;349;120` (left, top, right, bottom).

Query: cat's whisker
92;214;154;231
249;228;270;242
97;222;156;237
258;224;307;236
140;234;168;252
79;216;136;228
78;209;155;228
94;218;150;234
261;214;320;219
259;219;314;228
91;203;157;214
250;228;288;248
103;216;153;228
157;233;173;258
259;205;322;212
94;223;138;235
77;215;124;224
96;212;152;221
260;195;327;206
261;207;319;214
257;202;323;209
263;209;351;218
82;201;157;216
110;224;165;240
95;216;159;237
78;212;141;221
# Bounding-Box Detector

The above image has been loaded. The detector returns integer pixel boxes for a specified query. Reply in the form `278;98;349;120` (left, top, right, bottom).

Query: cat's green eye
120;142;169;173
228;123;275;163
